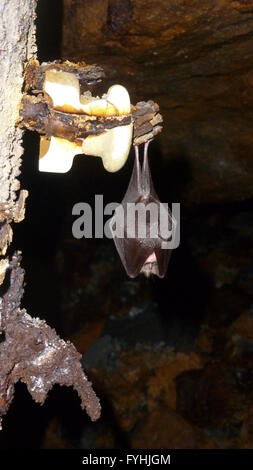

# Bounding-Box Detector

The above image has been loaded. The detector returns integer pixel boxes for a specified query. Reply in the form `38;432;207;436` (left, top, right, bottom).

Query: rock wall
62;0;253;204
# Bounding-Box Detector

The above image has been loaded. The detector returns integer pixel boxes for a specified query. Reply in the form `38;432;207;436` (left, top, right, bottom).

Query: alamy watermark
72;195;180;249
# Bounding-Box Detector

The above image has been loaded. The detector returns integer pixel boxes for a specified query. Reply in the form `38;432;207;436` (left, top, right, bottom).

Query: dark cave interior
1;0;253;449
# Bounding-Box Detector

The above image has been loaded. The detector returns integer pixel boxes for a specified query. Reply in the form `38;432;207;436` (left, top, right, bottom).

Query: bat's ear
122;145;142;203
141;140;159;199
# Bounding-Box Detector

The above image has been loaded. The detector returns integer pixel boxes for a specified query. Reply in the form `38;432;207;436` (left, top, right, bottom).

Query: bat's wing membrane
110;141;176;278
122;147;141;204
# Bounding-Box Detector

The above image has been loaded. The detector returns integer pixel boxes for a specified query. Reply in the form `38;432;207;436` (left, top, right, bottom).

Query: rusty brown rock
92;348;202;433
19;60;163;145
24;59;105;95
0;253;101;427
176;350;253;438
62;0;253;204
131;408;217;449
235;414;253;449
19;94;131;143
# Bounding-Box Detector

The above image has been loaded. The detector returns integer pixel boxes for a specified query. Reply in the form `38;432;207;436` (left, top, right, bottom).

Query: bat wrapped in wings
109;141;176;278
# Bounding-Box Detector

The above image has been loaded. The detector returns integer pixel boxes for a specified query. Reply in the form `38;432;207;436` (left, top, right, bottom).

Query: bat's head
140;252;159;277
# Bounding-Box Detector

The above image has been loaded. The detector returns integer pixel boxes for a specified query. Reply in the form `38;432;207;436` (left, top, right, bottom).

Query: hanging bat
109;141;175;278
